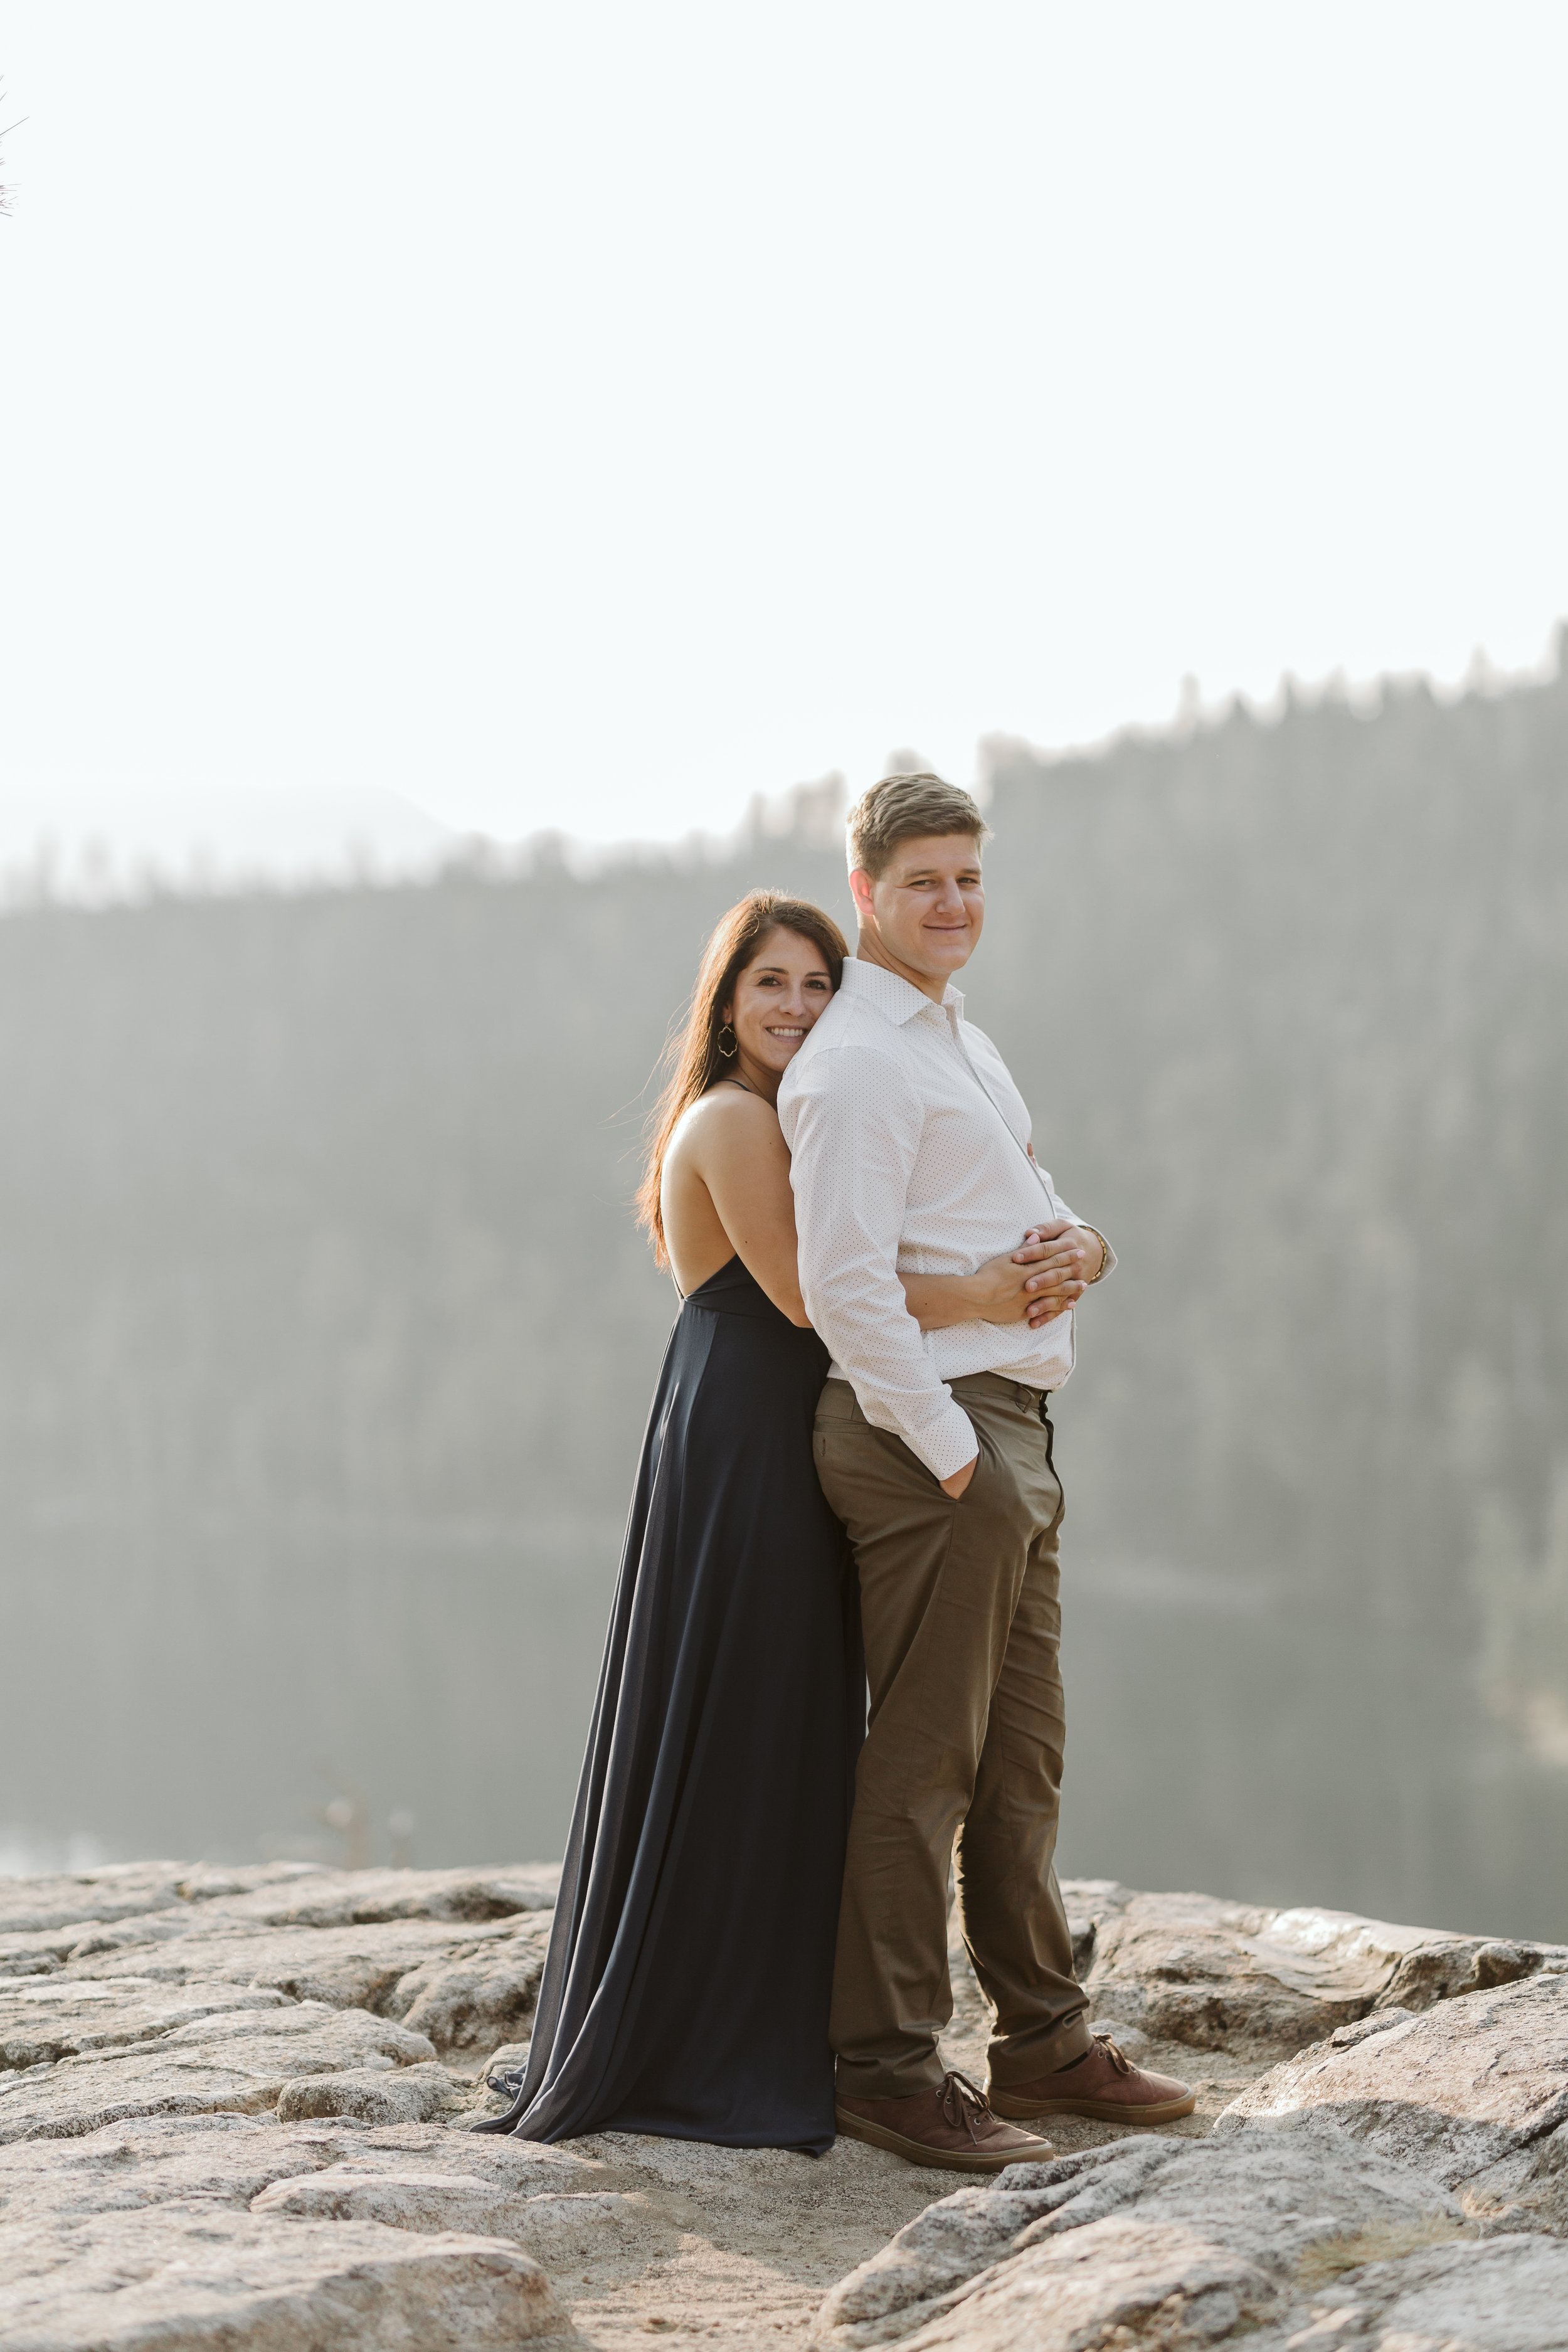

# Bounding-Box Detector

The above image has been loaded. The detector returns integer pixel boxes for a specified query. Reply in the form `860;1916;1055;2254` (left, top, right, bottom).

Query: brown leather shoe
835;2069;1055;2173
990;2032;1195;2124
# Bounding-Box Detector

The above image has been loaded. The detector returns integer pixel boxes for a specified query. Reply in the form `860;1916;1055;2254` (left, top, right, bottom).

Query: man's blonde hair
845;773;990;882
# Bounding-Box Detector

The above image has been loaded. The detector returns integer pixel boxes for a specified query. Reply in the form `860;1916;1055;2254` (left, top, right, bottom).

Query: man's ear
848;867;876;922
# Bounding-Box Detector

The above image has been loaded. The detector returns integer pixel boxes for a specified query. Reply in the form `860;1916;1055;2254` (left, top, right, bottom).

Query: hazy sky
3;1;1565;865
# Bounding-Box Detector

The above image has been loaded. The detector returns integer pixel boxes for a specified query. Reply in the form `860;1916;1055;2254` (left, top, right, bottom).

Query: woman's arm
902;1257;1042;1332
903;1224;1100;1332
677;1091;811;1325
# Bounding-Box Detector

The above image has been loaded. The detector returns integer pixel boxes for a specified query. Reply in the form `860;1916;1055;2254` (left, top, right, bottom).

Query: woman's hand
965;1246;1054;1325
903;1221;1103;1332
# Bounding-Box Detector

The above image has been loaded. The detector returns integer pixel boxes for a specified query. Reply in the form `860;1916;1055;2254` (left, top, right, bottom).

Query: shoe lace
936;2069;996;2143
1091;2032;1134;2077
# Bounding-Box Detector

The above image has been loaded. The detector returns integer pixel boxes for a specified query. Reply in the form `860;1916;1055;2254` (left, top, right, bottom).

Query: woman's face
724;928;835;1078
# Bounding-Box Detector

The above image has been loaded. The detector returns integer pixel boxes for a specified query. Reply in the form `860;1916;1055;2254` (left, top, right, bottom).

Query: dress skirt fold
475;1255;863;2153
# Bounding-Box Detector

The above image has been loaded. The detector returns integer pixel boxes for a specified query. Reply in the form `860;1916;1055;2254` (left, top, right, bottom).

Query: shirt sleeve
780;1042;979;1481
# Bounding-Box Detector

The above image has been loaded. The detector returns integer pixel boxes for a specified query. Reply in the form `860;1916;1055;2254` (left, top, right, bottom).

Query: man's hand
1011;1219;1102;1327
940;1455;978;1499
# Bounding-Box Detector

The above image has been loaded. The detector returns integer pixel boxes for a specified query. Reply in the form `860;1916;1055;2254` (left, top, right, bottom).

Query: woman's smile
722;928;836;1087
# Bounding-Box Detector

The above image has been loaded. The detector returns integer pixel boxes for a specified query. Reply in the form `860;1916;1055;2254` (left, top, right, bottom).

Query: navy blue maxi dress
475;1254;864;2154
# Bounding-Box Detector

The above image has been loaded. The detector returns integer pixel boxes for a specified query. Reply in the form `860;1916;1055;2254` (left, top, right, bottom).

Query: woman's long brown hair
637;891;849;1265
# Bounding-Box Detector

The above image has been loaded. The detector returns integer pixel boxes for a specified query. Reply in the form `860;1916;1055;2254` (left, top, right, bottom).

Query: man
777;773;1194;2172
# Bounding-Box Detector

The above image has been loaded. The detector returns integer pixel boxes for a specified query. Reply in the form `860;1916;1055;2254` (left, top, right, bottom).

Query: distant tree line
0;650;1563;1929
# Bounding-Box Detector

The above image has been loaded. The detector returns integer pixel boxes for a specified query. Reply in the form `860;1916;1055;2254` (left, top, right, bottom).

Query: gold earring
718;1023;738;1057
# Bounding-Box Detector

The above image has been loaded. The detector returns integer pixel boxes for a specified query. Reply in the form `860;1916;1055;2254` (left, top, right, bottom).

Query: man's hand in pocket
940;1455;978;1500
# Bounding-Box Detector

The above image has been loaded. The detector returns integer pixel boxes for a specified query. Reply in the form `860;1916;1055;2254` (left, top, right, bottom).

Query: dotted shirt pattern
776;956;1113;1481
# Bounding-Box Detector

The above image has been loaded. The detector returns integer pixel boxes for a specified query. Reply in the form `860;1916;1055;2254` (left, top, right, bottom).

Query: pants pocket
951;1415;998;1503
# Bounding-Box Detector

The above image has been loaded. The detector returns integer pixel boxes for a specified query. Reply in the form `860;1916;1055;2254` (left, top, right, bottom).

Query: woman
476;892;1062;2154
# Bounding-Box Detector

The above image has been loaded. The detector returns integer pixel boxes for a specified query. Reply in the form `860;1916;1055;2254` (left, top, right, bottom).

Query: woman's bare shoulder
670;1086;785;1162
676;1084;781;1134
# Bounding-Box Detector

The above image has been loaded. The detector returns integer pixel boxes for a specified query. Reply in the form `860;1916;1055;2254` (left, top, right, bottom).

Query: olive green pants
814;1371;1092;2100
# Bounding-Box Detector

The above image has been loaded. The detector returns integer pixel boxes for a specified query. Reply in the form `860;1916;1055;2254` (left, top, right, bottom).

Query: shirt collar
842;955;965;1026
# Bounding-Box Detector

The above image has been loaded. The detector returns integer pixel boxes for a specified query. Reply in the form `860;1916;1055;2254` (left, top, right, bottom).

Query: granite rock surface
815;1954;1568;2351
812;2129;1471;2349
1217;1968;1568;2233
1063;1880;1564;2059
814;2129;1568;2350
2;2202;567;2352
2;1856;1564;2349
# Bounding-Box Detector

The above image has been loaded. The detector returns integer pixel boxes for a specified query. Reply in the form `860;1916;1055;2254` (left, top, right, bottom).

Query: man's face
850;833;985;982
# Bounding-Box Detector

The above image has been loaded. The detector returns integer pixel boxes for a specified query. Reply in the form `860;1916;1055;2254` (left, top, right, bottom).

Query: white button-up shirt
776;956;1113;1481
